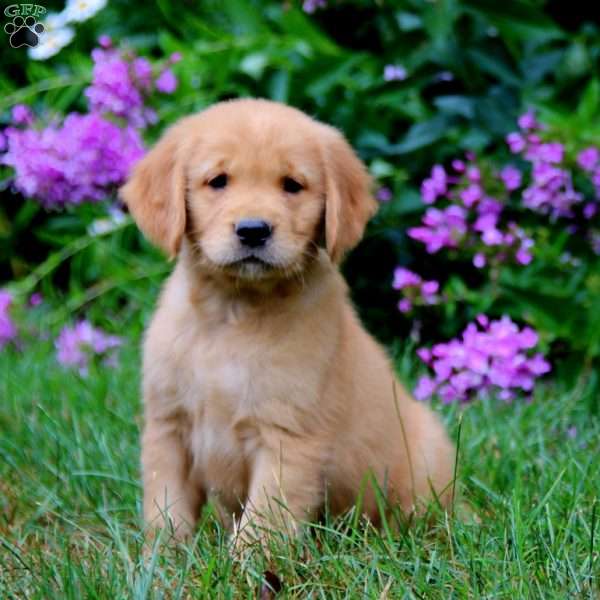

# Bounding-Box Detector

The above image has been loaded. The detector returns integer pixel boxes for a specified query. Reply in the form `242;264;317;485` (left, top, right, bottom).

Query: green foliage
1;0;600;390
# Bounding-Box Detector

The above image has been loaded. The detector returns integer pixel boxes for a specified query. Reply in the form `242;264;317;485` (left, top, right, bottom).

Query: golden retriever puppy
120;99;454;548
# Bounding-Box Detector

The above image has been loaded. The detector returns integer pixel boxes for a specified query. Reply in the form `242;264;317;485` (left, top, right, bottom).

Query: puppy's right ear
120;119;190;258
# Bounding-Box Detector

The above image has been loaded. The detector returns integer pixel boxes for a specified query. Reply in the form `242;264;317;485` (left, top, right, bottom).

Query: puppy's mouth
232;256;273;268
221;253;279;278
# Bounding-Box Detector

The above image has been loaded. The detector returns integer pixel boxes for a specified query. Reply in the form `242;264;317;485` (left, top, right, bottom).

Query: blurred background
1;0;600;404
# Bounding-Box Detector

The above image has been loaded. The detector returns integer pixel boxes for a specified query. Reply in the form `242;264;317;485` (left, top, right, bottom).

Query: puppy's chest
174;320;324;429
172;321;323;496
181;332;276;415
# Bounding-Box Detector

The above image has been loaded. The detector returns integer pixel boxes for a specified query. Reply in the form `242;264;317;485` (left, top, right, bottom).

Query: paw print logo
4;15;45;48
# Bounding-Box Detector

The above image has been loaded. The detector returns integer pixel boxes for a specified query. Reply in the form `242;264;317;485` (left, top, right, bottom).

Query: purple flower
414;376;436;401
510;135;583;217
398;298;412;313
0;290;17;349
478;197;503;216
452;159;465;172
421;280;439;296
2;113;145;207
85;46;146;126
526;353;552;375
515;247;533;265
506;132;526;154
85;44;174;125
500;165;522;191
473;252;486;268
466;166;481;182
583;203;598;219
474;213;503;246
383;64;407;82
417;348;431;363
393;269;441;311
302;0;326;12
420;280;440;305
577;147;600;172
29;292;43;307
459;184;482;207
408;205;467;253
420;165;447;204
414;316;550;402
376;186;392;202
132;57;154;91
155;68;177;94
393;267;421;290
518;110;539;131
98;34;112;48
534;142;564;164
55;320;122;376
522;162;582;218
11;104;34;125
169;52;183;64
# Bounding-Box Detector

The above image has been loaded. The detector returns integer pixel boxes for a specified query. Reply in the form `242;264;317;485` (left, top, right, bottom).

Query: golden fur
120;99;454;547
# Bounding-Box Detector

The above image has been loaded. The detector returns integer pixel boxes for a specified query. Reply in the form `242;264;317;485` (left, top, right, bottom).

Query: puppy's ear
320;126;378;263
120;119;190;258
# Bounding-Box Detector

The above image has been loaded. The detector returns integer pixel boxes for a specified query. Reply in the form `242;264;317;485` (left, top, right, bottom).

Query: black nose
235;219;273;248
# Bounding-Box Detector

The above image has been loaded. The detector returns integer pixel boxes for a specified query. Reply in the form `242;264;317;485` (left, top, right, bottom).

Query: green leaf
576;79;600;123
239;52;269;78
467;49;522;87
395;11;423;32
390;115;454;154
434;95;475;118
267;69;290;103
357;115;454;156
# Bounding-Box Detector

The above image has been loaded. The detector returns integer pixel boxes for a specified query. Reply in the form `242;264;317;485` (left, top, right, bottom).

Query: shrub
1;1;599;403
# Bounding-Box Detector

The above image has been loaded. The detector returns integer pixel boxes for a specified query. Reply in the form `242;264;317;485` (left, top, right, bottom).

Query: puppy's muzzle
235;219;273;248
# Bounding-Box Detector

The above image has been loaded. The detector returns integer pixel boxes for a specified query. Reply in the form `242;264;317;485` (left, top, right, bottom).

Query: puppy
120;99;454;548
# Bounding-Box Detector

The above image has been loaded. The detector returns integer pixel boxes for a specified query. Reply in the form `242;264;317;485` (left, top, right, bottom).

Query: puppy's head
120;99;377;282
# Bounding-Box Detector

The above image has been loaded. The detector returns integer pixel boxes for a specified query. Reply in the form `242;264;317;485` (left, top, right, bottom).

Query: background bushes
1;0;599;402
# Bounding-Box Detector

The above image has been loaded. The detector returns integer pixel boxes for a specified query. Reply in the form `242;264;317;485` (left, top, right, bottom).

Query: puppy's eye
283;177;304;194
208;174;228;189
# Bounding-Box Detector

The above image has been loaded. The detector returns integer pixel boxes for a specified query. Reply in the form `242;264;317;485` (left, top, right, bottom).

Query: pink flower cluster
0;290;121;376
392;267;440;313
2;38;180;207
55;320;122;376
85;38;179;128
3;113;144;207
408;158;534;268
0;290;17;349
414;315;551;403
507;111;584;218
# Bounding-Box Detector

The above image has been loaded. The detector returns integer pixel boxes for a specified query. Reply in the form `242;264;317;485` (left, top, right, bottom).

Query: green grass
1;338;598;598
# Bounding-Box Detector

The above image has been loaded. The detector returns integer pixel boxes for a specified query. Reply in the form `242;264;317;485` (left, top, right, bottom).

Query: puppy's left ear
319;125;378;263
119;118;191;258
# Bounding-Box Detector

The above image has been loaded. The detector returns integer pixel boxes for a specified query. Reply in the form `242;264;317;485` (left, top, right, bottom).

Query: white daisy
62;0;108;23
28;26;75;60
43;11;70;31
